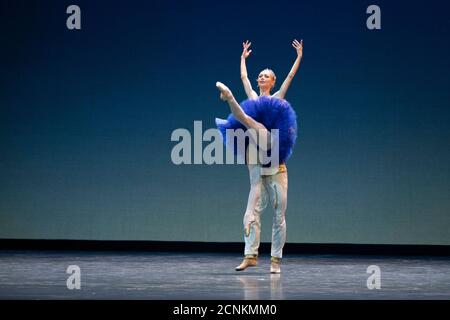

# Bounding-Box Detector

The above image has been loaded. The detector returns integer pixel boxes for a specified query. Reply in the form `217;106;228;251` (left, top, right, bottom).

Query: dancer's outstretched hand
292;39;303;58
241;40;252;59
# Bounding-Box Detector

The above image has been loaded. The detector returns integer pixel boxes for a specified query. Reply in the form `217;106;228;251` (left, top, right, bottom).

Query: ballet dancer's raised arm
273;39;303;100
240;41;258;100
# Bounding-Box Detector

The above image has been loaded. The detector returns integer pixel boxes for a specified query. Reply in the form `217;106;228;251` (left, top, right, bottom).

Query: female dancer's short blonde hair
259;68;277;89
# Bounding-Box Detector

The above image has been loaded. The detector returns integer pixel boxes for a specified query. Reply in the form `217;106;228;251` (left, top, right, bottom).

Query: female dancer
216;39;303;273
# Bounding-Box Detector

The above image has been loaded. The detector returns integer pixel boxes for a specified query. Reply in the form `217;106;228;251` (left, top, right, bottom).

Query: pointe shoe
235;255;258;271
216;81;233;102
270;257;281;274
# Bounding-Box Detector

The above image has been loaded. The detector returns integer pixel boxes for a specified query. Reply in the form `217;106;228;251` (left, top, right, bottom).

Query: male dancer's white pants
243;164;288;258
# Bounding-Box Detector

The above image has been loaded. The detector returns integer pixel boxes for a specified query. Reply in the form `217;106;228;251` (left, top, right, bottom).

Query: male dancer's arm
273;39;303;100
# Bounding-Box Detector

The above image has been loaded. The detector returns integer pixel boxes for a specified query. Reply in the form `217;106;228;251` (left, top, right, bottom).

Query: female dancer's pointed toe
216;82;233;101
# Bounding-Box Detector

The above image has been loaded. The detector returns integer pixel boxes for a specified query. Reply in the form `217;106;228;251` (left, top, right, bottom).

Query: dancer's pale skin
240;39;303;100
216;39;303;150
216;40;303;267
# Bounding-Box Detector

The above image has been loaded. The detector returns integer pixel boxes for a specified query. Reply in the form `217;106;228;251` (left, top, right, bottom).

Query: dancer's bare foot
216;81;233;102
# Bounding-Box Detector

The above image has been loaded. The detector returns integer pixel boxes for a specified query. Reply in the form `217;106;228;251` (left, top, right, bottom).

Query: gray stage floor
0;250;449;299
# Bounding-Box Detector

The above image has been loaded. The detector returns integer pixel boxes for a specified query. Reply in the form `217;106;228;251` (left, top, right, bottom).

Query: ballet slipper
216;81;233;102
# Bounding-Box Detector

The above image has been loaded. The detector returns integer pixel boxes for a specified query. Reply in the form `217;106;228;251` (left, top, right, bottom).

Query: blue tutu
215;96;298;164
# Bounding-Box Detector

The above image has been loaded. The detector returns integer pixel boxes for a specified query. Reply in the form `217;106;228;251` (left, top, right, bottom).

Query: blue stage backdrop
1;0;449;245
